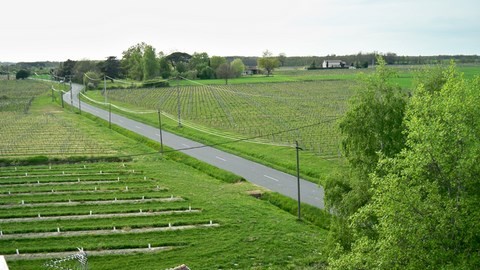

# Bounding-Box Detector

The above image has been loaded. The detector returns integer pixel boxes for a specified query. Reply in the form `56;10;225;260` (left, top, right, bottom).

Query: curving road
64;84;325;209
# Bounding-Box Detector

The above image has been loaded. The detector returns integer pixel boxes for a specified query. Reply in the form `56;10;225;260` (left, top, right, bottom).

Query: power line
103;116;340;159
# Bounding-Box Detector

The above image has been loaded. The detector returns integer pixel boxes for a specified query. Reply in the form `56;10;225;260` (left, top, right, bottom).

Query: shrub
141;79;170;88
16;69;30;79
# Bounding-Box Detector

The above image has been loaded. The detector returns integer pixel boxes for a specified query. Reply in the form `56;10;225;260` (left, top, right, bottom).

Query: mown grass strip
0;197;183;208
0;208;201;223
0;186;168;196
0;222;219;239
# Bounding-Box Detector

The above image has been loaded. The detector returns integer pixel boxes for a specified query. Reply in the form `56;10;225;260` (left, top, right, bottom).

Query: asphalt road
64;84;325;209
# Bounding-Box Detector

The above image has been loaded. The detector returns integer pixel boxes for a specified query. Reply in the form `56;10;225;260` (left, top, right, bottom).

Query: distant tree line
51;42;248;86
2;49;479;83
228;53;480;67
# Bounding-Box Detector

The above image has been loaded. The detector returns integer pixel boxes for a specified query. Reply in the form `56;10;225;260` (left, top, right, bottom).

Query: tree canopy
98;56;122;79
15;69;30;80
257;50;280;76
326;61;480;269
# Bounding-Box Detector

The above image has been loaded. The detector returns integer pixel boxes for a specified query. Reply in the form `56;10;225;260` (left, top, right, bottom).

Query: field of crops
0;80;118;157
106;80;355;157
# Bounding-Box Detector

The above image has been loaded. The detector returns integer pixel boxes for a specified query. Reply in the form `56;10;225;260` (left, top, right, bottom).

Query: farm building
244;66;261;75
322;60;347;68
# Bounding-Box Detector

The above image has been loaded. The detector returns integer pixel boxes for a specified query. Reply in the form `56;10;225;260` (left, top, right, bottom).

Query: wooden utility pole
295;141;302;220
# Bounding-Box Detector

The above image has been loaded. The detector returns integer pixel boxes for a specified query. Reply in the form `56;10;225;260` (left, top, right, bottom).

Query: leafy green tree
158;56;172;79
198;65;214;79
98;56;122;79
324;57;407;252
189;52;209;73
230;58;245;78
165;52;191;69
257;50;280;76
175;62;189;75
143;45;159;80
56;59;76;78
73;60;99;83
413;64;448;94
330;63;480;270
15;69;30;79
210;56;227;75
121;43;145;81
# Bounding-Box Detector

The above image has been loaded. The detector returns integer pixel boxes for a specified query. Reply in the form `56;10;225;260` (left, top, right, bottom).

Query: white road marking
215;156;226;162
155;134;160;137
264;175;279;182
182;143;190;148
135;126;142;129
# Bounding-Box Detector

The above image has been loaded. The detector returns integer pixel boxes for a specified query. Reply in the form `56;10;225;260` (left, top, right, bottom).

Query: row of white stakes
29;204;191;218
2;220;215;238
18;194;175;204
5;185;163;195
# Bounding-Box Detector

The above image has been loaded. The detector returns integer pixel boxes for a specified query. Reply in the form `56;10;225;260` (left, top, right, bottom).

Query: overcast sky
2;0;479;62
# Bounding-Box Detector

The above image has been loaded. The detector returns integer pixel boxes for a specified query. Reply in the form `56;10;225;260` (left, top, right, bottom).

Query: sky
1;0;479;62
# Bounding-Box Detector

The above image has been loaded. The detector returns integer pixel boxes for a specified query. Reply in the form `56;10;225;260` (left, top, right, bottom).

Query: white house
322;60;347;68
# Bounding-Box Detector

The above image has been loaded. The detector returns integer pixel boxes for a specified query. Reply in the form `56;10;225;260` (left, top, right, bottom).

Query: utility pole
78;93;81;114
60;89;64;108
295;140;302;220
51;86;54;102
69;78;73;109
109;103;112;129
104;75;107;103
157;109;164;154
177;76;182;127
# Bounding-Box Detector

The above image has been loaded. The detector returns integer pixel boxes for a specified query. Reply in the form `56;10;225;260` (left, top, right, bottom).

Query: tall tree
324;57;407;251
56;59;76;79
143;45;159;80
121;43;146;81
330;63;480;270
98;56;122;79
257;50;280;76
230;58;245;77
73;60;99;83
189;52;209;72
210;56;227;75
165;52;191;69
158;56;172;79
